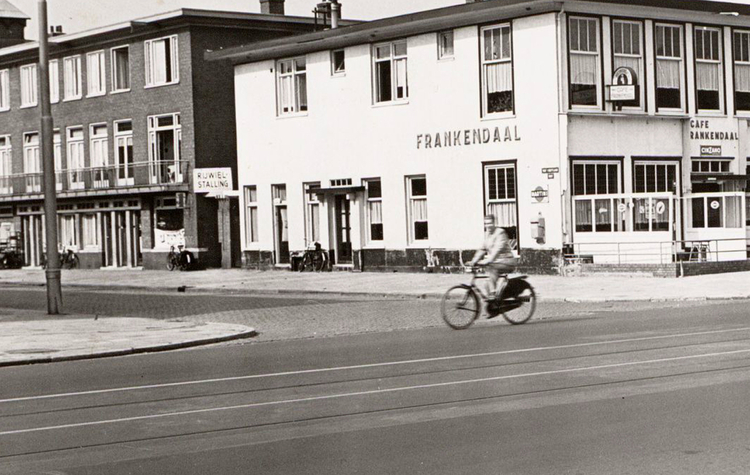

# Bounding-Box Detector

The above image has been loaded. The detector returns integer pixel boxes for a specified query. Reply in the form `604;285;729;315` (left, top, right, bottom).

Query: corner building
0;4;319;269
214;0;750;274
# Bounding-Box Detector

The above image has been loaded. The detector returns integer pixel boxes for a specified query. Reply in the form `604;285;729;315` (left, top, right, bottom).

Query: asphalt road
1;295;749;474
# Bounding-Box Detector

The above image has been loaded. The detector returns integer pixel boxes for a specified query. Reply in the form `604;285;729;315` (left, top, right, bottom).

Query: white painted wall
234;13;563;257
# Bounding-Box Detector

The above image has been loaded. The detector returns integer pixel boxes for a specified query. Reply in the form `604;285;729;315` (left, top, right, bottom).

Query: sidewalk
1;268;748;367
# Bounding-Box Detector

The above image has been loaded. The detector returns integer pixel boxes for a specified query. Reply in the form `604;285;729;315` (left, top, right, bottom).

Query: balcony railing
0;160;189;196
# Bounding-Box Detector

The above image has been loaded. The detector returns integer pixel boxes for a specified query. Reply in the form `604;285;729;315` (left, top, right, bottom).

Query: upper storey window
569;16;601;109
694;26;724;113
612;19;644;110
63;55;82;101
0;69;8;111
20;64;38;107
733;30;750;112
655;23;685;111
481;24;514;115
145;35;179;87
86;50;106;97
373;40;408;104
111;46;131;92
277;57;307;115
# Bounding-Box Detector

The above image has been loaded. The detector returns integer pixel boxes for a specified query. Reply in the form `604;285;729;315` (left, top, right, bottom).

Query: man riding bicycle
469;214;516;300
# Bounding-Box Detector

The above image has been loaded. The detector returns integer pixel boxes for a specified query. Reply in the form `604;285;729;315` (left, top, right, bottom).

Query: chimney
48;25;64;37
260;0;284;14
330;0;340;29
313;0;342;30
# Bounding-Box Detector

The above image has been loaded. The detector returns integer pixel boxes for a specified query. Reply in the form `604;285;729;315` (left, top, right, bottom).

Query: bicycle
166;245;193;271
41;247;79;270
441;266;536;329
298;242;327;272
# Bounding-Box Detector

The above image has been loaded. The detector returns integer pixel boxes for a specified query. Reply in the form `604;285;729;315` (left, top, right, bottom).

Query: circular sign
710;200;720;210
617;203;627;213
655;201;666;215
613;66;638;86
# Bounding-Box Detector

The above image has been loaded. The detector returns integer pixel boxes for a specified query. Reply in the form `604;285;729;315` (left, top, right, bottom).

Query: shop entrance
103;210;141;267
334;195;352;264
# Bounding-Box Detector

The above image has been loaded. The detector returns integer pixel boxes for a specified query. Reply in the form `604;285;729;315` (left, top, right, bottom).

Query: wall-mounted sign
710;200;721;210
700;145;722;156
541;167;559;174
416;126;520;149
607;67;638;102
194;168;233;193
531;186;549;203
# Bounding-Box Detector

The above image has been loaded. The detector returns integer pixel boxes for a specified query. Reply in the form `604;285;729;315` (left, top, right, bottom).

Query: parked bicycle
166;245;194;271
41;247;79;270
298;242;327;272
441;266;536;329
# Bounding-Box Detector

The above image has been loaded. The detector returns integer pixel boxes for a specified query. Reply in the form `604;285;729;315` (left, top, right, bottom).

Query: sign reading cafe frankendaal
686;118;739;158
417;125;521;149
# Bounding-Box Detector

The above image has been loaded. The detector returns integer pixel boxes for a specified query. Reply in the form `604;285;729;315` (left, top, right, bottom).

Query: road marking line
2;348;750;437
3;326;750;404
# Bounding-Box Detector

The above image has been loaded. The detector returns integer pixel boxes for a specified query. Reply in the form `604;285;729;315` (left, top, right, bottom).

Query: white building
210;0;750;274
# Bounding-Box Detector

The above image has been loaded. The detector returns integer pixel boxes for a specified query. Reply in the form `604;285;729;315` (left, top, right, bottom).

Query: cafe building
211;0;750;274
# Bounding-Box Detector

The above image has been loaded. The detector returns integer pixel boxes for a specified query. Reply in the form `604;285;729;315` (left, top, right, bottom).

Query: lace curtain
488;202;517;227
735;64;750;93
485;62;513;93
570;53;597;85
696;62;720;91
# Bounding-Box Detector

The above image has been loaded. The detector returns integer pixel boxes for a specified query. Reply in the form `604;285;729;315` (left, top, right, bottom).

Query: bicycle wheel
166;254;176;271
501;281;536;325
441;285;480;330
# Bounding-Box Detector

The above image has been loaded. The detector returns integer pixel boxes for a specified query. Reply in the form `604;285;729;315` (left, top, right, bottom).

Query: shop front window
155;207;185;248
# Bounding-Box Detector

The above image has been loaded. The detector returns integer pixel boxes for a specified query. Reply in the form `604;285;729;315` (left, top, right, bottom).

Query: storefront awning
690;173;749;183
309;186;365;195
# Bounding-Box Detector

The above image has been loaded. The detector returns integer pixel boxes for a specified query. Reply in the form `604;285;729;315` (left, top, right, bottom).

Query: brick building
0;1;322;269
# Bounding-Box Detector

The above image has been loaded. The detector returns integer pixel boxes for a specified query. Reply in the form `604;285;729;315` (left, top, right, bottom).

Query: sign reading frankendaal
686;118;739;158
194;168;233;193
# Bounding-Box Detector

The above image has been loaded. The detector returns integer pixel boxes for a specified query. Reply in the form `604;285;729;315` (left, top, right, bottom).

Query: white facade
230;0;750;271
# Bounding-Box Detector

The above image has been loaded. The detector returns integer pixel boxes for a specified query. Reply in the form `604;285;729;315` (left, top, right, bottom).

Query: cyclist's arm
469;248;485;266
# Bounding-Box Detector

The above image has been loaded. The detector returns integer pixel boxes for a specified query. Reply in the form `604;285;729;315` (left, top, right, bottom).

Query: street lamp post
38;0;62;314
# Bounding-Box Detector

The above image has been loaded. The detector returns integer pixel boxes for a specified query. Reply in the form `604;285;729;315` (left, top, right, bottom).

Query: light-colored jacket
475;227;513;264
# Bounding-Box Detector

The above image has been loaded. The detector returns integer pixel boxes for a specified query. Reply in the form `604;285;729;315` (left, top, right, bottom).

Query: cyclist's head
483;215;496;231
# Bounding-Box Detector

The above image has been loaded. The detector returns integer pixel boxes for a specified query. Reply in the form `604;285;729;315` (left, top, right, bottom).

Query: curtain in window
369;201;382;224
594;199;611;228
725;196;742;228
614;56;640;74
486;62;513;93
696;62;720;91
395;58;408;97
570;53;597;85
575;201;592;228
488;202;516;227
115;52;129;89
735;64;750;92
278;75;292;112
152;40;168;84
296;74;307;111
411;199;427;222
82;215;98;247
656;59;680;88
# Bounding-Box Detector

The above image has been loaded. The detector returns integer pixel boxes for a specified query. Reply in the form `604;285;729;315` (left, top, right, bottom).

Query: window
148;113;182;184
612;19;644;109
481;24;513;115
484;164;517;235
374;40;408;103
115;120;134;185
303;182;321;244
53;130;62;190
277;57;307;115
634;161;678;193
63;55;82;100
23;133;40;192
90;124;109;187
67;127;85;189
244;185;258;245
330;178;352;187
86;51;106;97
691;158;731;174
438;30;454;59
569;17;601;108
59;215;77;249
734;30;750;112
694;26;723;112
572;160;621;233
655;24;684;111
365;178;383;242
111;46;130;92
0;135;11;194
49;60;59;103
746;165;750;226
145;35;179;86
691;195;742;228
82;214;99;248
406;176;428;242
0;69;9;110
331;49;345;75
20;64;38;107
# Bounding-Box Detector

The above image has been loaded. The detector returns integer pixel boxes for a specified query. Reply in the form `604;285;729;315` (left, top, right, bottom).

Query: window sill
19;103;37;109
243;244;261;251
0;107;9;113
276;112;308;119
406;242;430;249
694;111;726;117
331;72;346;78
63;96;82;102
111;88;131;95
372;99;409;109
481;112;516;121
144;81;180;90
438;56;455;62
363;243;386;250
86;92;106;98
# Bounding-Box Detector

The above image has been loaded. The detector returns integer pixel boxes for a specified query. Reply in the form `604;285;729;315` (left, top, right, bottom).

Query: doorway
334;195;352;264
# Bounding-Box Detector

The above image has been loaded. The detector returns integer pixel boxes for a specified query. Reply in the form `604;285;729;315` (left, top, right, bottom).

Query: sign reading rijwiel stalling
193;168;233;193
416;125;521;149
686;118;739;158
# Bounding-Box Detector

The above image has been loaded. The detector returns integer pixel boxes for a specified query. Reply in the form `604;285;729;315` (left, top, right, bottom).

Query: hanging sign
194;168;233;194
531;186;549;203
607;67;638;102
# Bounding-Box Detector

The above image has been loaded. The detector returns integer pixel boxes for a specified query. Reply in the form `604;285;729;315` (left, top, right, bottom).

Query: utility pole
39;0;62;314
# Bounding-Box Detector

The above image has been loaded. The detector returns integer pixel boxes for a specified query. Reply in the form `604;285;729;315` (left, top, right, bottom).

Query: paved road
1;298;749;474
